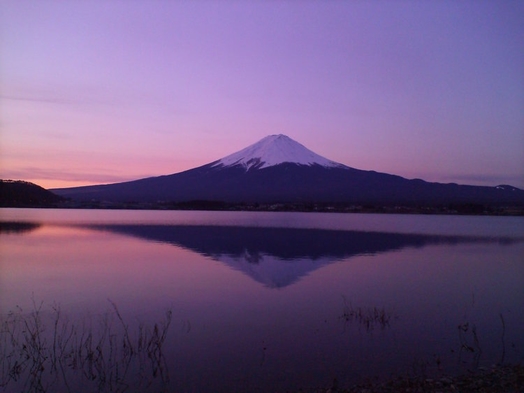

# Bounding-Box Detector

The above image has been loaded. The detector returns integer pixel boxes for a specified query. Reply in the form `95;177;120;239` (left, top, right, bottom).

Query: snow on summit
213;134;345;170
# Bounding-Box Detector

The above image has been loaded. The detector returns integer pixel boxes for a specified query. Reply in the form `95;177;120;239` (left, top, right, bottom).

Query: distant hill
52;135;524;208
0;180;64;207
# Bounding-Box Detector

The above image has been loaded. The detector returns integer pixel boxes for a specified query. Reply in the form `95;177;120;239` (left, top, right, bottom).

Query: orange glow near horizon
1;2;523;190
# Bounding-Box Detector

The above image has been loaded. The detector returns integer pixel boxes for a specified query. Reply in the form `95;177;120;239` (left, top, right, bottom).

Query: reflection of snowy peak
212;134;345;170
212;251;338;288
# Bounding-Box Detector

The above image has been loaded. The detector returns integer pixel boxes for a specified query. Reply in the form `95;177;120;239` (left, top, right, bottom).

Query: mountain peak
212;134;344;170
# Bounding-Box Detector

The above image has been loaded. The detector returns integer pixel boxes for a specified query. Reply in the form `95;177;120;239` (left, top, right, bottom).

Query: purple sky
1;1;523;189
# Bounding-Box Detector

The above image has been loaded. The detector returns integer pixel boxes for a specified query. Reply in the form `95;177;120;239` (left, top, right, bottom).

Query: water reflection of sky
1;208;523;237
1;212;523;392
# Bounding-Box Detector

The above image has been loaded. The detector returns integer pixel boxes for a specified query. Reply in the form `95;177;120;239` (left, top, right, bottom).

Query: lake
1;208;523;392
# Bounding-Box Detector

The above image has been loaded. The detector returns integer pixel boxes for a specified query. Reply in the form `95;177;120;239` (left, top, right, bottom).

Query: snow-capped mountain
52;134;524;206
212;134;345;170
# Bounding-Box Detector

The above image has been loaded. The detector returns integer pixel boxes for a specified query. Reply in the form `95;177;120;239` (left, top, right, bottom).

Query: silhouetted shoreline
7;199;523;216
2;179;523;215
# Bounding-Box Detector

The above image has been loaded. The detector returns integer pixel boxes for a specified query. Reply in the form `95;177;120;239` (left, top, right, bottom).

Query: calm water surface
1;208;523;392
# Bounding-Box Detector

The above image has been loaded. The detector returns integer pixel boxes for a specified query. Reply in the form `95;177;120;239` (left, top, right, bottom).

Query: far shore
2;200;524;216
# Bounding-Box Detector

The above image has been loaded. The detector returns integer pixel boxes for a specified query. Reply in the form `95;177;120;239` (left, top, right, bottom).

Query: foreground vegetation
0;301;172;393
1;300;522;392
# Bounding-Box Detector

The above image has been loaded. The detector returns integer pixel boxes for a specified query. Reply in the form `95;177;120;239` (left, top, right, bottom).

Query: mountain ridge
51;135;524;207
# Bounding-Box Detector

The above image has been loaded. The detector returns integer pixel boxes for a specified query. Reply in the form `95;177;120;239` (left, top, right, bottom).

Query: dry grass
0;299;172;393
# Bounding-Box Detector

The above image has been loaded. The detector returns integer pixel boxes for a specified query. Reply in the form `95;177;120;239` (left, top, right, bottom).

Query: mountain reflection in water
84;224;515;288
0;221;41;234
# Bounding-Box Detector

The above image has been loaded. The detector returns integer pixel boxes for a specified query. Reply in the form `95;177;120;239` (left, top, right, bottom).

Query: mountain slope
51;135;524;206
